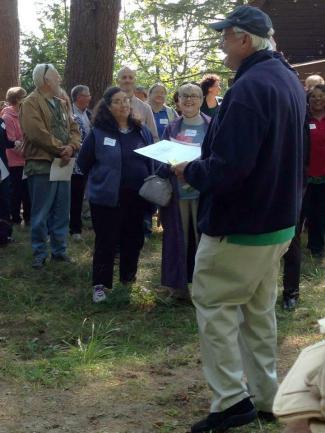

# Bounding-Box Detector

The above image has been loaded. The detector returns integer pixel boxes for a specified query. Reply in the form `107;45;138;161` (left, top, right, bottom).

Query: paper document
134;139;201;164
0;158;9;181
50;158;75;181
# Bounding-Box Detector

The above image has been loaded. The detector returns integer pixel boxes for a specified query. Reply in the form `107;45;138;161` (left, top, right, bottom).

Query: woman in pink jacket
1;87;30;225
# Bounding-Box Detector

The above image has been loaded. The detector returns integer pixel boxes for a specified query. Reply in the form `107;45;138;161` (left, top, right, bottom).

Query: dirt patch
0;333;316;433
0;362;208;433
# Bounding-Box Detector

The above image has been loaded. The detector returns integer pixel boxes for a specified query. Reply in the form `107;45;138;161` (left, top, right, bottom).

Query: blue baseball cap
209;5;273;38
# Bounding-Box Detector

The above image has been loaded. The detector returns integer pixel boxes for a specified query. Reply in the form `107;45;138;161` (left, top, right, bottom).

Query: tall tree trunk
0;0;19;100
64;0;121;107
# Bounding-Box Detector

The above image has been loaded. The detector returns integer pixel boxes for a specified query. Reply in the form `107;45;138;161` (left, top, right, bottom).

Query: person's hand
59;144;74;157
171;161;189;182
60;157;70;167
59;145;73;167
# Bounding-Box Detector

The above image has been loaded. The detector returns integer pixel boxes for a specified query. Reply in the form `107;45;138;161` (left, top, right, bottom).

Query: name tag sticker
160;118;168;125
309;124;316;130
104;137;116;146
184;129;197;137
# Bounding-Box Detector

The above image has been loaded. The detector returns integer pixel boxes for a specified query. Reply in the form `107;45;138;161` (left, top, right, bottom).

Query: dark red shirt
308;116;325;177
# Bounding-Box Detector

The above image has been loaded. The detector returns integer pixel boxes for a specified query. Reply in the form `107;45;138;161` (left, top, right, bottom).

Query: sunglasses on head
43;64;49;81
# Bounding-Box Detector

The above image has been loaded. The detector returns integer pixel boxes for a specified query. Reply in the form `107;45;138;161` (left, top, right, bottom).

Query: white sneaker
92;285;107;303
72;233;83;242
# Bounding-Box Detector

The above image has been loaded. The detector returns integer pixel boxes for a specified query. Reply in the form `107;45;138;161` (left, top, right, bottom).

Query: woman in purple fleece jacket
159;83;210;301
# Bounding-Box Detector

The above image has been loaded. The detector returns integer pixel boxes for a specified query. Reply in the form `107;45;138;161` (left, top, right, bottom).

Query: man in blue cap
172;5;307;432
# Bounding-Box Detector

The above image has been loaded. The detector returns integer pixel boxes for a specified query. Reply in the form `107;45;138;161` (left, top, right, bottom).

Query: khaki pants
191;234;290;412
179;198;199;255
284;421;311;433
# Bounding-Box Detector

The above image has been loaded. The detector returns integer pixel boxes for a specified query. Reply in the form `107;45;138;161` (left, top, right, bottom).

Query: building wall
250;0;325;63
293;61;325;83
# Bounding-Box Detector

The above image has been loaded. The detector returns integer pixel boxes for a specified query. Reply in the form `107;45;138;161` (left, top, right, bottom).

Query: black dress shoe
257;411;276;422
282;297;298;310
191;397;257;433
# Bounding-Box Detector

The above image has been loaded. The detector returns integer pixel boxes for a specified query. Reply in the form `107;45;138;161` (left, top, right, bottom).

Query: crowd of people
0;61;225;305
0;5;324;433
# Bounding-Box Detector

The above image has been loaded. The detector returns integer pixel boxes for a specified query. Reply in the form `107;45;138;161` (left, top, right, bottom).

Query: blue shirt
153;107;169;139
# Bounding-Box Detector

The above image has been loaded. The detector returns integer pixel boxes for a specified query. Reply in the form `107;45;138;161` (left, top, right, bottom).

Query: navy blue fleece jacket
184;49;306;236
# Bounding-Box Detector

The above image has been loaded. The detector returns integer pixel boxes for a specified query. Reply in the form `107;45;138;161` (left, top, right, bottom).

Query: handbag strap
151;161;167;176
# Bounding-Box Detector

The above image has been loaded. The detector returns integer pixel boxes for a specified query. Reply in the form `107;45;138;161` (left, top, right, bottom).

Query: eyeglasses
120;75;134;80
220;31;245;44
179;94;201;100
43;64;49;82
111;97;131;105
79;93;91;98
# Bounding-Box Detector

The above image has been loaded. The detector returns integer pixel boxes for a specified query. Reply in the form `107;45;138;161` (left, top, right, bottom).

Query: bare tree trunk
64;0;121;107
0;0;19;100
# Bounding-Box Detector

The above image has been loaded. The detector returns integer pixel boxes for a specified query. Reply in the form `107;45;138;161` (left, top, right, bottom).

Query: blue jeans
28;174;70;259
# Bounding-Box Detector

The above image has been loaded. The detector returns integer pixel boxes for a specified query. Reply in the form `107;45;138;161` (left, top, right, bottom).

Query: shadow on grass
0;227;198;386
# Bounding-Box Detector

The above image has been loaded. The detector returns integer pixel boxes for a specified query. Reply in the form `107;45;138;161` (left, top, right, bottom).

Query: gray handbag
139;174;172;207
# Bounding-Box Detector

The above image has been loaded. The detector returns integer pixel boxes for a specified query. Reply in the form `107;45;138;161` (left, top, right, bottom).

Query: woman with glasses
159;83;210;302
77;86;154;303
200;74;221;118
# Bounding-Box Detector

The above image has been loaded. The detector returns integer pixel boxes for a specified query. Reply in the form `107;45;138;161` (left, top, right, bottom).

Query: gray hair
71;85;90;102
305;75;325;87
233;26;274;51
148;82;167;95
178;83;203;100
32;63;56;89
117;65;136;79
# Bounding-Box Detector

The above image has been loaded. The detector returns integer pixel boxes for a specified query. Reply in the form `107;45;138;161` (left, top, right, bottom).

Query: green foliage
115;0;249;93
20;0;250;97
20;0;69;92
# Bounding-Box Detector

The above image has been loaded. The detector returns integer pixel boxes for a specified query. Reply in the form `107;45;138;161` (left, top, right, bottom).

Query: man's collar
234;49;273;82
73;103;86;114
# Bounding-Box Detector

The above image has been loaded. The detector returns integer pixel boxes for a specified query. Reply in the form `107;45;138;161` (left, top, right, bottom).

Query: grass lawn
0;221;324;433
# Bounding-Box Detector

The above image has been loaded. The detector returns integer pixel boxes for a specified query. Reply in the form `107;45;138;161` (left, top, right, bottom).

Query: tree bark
64;0;121;107
0;0;19;100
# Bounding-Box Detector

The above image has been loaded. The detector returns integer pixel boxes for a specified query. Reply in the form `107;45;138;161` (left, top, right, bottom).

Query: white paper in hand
50;158;75;181
134;139;201;164
0;158;9;181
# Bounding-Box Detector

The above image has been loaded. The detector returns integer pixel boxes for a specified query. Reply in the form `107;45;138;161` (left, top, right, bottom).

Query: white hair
233;26;274;51
305;75;325;87
32;63;56;89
